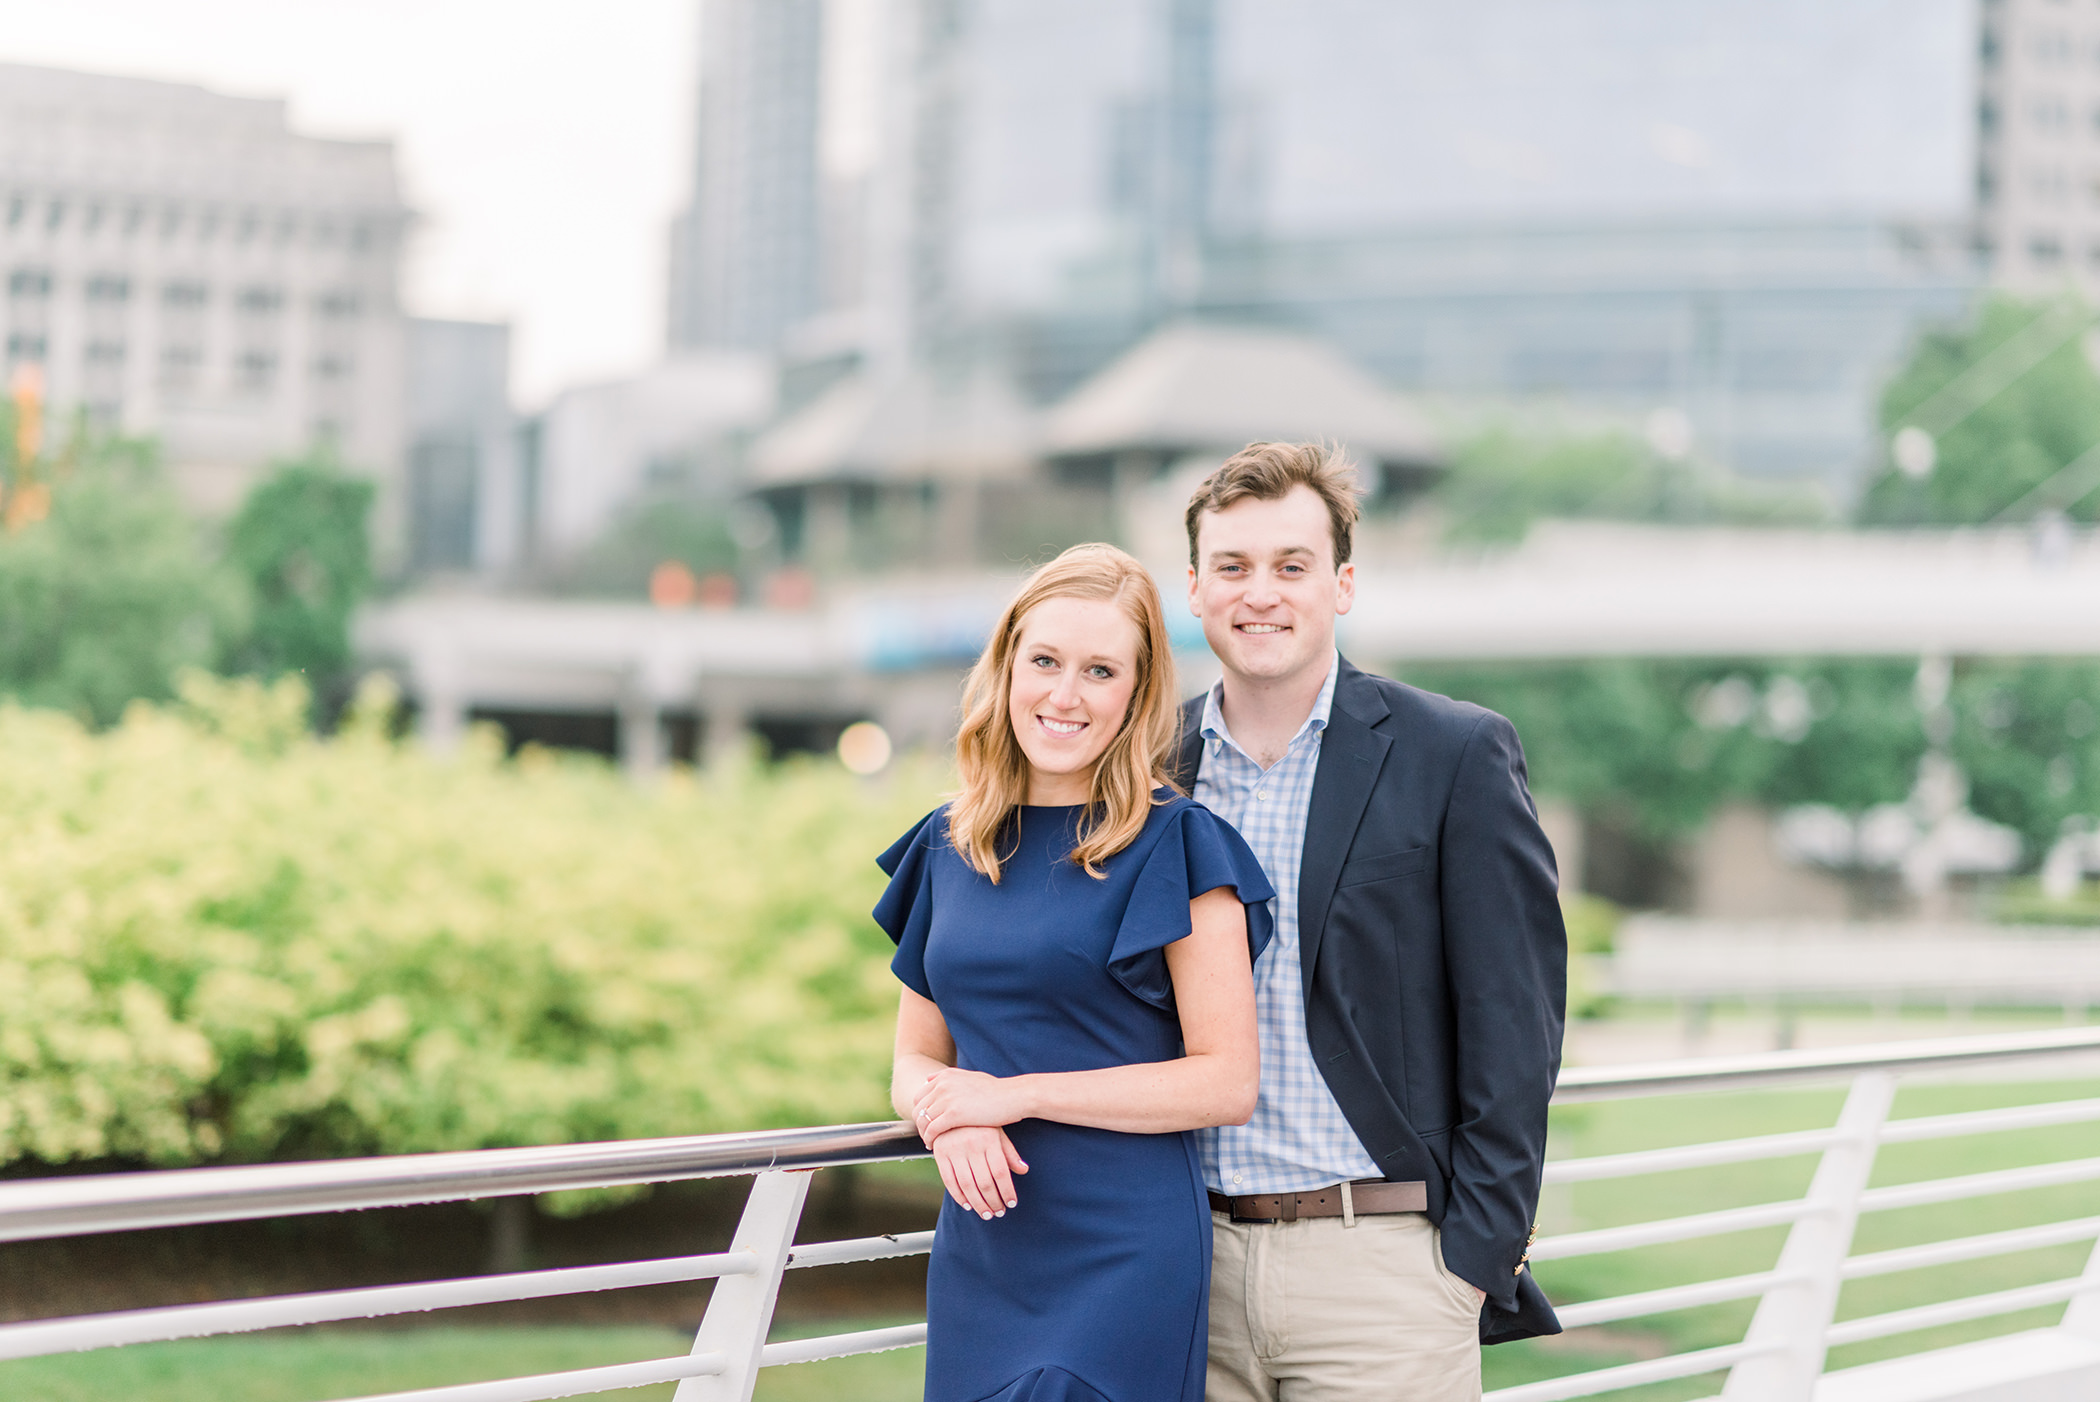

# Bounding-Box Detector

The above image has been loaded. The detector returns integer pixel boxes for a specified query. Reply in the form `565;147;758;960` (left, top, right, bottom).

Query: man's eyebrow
1204;545;1316;562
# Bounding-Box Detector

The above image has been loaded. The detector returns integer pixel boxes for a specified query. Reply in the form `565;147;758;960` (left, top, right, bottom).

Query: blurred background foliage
0;671;937;1173
1860;295;2100;526
0;413;374;723
1438;423;1831;544
1398;657;2100;865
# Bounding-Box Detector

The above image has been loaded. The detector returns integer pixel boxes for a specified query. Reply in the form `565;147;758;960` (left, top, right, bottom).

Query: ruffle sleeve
1108;802;1275;1011
873;807;944;1001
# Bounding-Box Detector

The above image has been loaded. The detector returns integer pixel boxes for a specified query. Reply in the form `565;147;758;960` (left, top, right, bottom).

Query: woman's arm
891;985;956;1120
894;986;1029;1219
912;886;1258;1139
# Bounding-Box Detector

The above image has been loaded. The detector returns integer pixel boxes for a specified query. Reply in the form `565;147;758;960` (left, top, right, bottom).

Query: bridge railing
1;1028;2097;1402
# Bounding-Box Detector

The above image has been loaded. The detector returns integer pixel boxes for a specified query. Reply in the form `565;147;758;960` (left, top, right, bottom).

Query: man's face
1187;485;1355;687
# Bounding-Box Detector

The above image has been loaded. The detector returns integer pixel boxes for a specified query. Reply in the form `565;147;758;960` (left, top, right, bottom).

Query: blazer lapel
1299;659;1391;991
1174;696;1205;793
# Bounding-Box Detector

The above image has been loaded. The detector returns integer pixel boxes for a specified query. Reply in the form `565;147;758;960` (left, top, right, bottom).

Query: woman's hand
930;1125;1028;1219
912;1066;1028;1141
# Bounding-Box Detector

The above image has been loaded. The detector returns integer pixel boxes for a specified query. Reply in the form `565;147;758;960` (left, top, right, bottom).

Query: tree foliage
1437;424;1829;544
0;674;939;1171
1861;295;2100;525
1396;655;2100;869
0;433;240;726
222;455;375;684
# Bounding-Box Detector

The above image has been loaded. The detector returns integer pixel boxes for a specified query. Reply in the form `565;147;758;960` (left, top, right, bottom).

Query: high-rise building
405;318;519;576
0;63;408;546
1976;0;2100;292
667;0;826;352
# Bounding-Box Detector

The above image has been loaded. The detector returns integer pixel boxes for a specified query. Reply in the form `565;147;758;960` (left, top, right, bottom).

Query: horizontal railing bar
1550;1269;1800;1329
0;1121;925;1245
1481;1339;1773;1402
786;1230;936;1270
1544;1128;1845;1184
1822;1276;2086;1346
327;1351;723;1402
1876;1097;2100;1144
0;1249;758;1362
760;1322;928;1367
1529;1199;1814;1261
1857;1156;2100;1213
1551;1026;2100;1102
1;1030;2091;1249
1842;1216;2100;1279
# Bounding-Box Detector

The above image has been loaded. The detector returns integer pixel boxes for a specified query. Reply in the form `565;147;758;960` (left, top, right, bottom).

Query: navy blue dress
875;793;1274;1402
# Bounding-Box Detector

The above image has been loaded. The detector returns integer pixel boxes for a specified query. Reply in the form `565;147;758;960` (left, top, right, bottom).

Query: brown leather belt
1208;1179;1428;1223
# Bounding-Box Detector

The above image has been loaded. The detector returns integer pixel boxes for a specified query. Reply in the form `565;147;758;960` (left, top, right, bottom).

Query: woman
874;543;1274;1402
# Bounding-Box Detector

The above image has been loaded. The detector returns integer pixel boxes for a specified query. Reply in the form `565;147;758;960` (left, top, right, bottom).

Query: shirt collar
1199;651;1340;760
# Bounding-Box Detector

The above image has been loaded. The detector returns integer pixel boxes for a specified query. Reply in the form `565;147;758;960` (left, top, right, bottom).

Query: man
1178;442;1566;1401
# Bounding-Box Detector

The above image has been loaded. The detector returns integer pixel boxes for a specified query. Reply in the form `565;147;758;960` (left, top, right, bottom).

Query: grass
0;1320;925;1402
2;1077;2093;1402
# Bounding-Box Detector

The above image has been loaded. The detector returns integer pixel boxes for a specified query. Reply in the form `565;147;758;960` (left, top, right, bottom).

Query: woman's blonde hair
948;543;1181;882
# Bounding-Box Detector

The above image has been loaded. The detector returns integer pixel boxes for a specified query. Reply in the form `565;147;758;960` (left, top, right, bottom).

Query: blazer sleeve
1436;713;1567;1314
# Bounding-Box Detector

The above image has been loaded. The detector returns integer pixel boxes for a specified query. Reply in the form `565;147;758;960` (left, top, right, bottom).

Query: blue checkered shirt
1195;654;1384;1194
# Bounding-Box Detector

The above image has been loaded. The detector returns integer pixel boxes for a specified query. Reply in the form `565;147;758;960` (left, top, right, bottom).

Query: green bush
0;674;942;1171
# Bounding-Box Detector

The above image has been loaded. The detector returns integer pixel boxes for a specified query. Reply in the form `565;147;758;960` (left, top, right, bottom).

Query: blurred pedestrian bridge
359;522;2100;775
2;1028;2096;1401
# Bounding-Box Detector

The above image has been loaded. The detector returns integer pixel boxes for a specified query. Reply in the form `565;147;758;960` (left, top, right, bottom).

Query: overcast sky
0;0;696;404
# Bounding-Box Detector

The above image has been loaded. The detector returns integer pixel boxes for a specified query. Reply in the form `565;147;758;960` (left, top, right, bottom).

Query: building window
86;274;131;303
162;280;208;308
2031;232;2066;263
316;289;362;318
312;353;353;380
85;340;126;365
236;285;284;314
8;268;53;299
5;195;25;228
6;332;46;363
237;349;278;392
159;344;203;389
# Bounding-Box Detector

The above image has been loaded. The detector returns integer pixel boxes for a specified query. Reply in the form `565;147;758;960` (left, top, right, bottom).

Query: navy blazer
1176;657;1567;1344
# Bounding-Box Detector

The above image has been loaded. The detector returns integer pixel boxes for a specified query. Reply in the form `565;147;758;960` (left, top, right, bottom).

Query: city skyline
0;0;1972;406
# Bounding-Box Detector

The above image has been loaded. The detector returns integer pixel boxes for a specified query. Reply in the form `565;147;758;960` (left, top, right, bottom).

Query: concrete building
525;353;775;563
667;0;826;352
0;62;408;551
1977;0;2100;292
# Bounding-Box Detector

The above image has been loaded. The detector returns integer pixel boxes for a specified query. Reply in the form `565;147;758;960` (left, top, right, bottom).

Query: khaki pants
1208;1210;1482;1402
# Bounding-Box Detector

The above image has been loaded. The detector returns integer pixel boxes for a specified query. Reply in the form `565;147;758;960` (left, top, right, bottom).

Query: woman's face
1007;594;1143;806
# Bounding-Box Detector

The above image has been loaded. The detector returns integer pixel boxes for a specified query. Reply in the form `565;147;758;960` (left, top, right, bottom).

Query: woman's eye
1087;665;1113;680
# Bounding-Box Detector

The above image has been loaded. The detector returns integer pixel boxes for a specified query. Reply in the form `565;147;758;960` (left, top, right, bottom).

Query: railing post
1721;1071;1895;1401
674;1169;813;1402
2062;1229;2100;1339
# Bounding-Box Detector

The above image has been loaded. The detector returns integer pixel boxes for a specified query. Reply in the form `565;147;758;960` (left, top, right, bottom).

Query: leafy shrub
0;674;942;1171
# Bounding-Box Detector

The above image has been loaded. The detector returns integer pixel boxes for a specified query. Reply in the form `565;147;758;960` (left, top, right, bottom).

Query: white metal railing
0;1029;2097;1402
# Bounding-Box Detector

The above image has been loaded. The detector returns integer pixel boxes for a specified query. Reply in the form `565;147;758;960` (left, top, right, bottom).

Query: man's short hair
1184;441;1364;568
